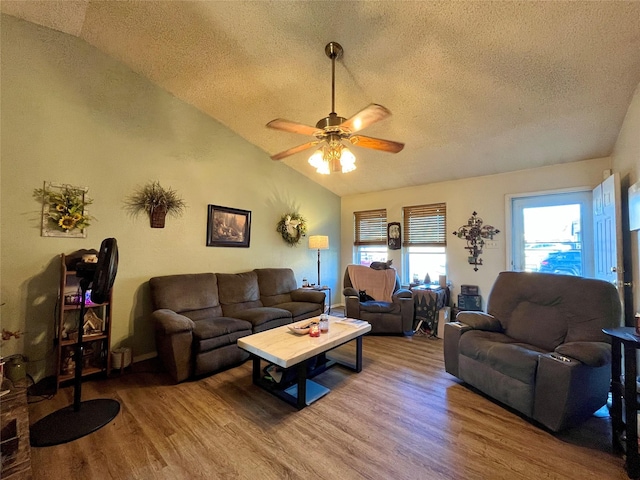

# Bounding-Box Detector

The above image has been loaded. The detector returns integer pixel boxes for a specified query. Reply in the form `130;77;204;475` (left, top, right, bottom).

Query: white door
593;173;625;315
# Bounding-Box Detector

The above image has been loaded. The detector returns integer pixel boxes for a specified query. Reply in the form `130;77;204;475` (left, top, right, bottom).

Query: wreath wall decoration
276;212;307;246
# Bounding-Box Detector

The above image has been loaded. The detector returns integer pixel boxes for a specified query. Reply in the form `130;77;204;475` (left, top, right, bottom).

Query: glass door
511;190;593;276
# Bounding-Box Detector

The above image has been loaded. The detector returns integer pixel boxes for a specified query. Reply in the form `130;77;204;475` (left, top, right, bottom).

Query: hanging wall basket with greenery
276;212;307;246
124;181;187;228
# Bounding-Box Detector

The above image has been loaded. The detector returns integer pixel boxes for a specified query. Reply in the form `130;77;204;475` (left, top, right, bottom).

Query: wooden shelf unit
55;251;113;391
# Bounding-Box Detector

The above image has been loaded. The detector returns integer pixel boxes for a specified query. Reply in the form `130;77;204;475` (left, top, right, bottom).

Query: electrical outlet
485;241;498;249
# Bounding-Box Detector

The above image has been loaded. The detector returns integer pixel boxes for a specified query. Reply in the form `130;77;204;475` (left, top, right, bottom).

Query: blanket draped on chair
347;265;396;302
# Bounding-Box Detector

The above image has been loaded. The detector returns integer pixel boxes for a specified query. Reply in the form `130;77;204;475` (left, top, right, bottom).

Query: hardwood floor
28;332;624;479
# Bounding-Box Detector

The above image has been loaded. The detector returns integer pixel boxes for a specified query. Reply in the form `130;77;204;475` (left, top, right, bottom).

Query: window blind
354;209;387;245
403;203;447;246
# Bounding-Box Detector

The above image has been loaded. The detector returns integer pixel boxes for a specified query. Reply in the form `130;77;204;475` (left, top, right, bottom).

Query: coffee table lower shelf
248;336;363;410
285;379;330;406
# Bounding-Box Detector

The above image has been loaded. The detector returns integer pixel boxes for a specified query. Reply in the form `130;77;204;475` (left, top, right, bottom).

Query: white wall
612;81;640;322
0;15;341;380
341;157;612;306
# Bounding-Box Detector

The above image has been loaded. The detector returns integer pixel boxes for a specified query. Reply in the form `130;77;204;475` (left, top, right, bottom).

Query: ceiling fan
266;42;404;174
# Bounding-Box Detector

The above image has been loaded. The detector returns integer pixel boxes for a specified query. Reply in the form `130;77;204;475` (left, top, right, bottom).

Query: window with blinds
354;209;387;245
403;203;447;246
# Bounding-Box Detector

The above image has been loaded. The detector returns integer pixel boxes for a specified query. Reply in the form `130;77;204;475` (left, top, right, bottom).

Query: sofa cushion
459;330;543;385
150;273;222;316
231;307;292;329
192;317;252;340
487;343;545;384
488;272;618;345
272;301;321;319
504;301;568;351
359;300;400;314
217;271;263;316
255;268;297;306
459;330;518;362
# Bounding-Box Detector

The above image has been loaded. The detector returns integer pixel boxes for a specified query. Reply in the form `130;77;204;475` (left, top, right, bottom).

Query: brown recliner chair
444;271;621;432
343;264;414;335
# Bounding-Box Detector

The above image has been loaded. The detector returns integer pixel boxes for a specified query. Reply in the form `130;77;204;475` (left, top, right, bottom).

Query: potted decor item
124;181;186;228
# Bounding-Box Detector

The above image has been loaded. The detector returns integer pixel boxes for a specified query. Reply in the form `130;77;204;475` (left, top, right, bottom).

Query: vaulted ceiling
3;1;640;196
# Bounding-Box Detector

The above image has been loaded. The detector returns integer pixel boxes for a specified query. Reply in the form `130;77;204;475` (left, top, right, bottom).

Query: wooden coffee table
237;316;371;409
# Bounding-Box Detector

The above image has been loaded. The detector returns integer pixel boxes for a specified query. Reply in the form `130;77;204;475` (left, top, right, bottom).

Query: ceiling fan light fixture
309;142;357;174
340;146;356;173
308;149;324;169
317;157;331;175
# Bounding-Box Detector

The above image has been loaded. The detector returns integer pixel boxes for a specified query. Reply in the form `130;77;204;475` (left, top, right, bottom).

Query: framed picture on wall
388;222;401;250
206;205;251;247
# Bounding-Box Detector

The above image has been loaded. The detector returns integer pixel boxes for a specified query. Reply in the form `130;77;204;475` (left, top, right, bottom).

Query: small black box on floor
458;294;482;311
461;284;479;296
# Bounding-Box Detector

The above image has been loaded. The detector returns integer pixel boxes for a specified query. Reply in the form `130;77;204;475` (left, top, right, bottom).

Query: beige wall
341;159;612;305
0;15;340;380
612;81;640;321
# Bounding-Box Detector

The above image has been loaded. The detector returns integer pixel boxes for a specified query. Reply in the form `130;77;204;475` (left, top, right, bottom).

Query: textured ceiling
3;1;640;196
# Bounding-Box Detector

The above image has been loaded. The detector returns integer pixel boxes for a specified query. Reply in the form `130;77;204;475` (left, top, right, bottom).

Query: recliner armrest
456;311;502;332
343;287;359;297
555;341;611;367
152;309;195;335
392;288;412;301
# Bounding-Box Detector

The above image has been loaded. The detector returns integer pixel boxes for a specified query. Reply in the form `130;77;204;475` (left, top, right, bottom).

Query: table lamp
308;235;329;286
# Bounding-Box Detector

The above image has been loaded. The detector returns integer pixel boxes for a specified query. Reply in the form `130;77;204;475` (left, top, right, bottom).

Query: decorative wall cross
452;211;500;271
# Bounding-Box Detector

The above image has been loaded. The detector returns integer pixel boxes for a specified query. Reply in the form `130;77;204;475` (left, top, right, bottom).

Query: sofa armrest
555;341;611;367
150;309;195;383
456;311;502;332
290;288;326;304
152;309;195;335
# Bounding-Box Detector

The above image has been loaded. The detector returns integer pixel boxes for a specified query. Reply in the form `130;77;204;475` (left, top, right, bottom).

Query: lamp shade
309;235;329;250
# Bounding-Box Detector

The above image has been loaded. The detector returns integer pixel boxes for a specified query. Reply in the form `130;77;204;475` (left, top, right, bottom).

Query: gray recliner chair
343;264;414;335
444;271;621;432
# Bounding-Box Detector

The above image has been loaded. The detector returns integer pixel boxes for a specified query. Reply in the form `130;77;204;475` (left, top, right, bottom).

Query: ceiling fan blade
266;118;320;136
271;141;319;161
340;104;392;133
351;135;404;153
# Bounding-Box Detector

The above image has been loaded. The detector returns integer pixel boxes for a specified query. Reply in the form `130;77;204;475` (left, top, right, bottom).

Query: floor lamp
308;235;329;286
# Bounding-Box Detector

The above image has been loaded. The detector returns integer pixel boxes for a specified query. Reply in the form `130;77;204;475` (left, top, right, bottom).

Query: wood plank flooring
28;333;625;479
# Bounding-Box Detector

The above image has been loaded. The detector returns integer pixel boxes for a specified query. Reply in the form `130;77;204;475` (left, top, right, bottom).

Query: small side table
410;285;450;335
603;327;640;479
303;286;331;314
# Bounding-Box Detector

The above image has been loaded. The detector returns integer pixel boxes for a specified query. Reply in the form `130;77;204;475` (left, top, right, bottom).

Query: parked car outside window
537;250;582;276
